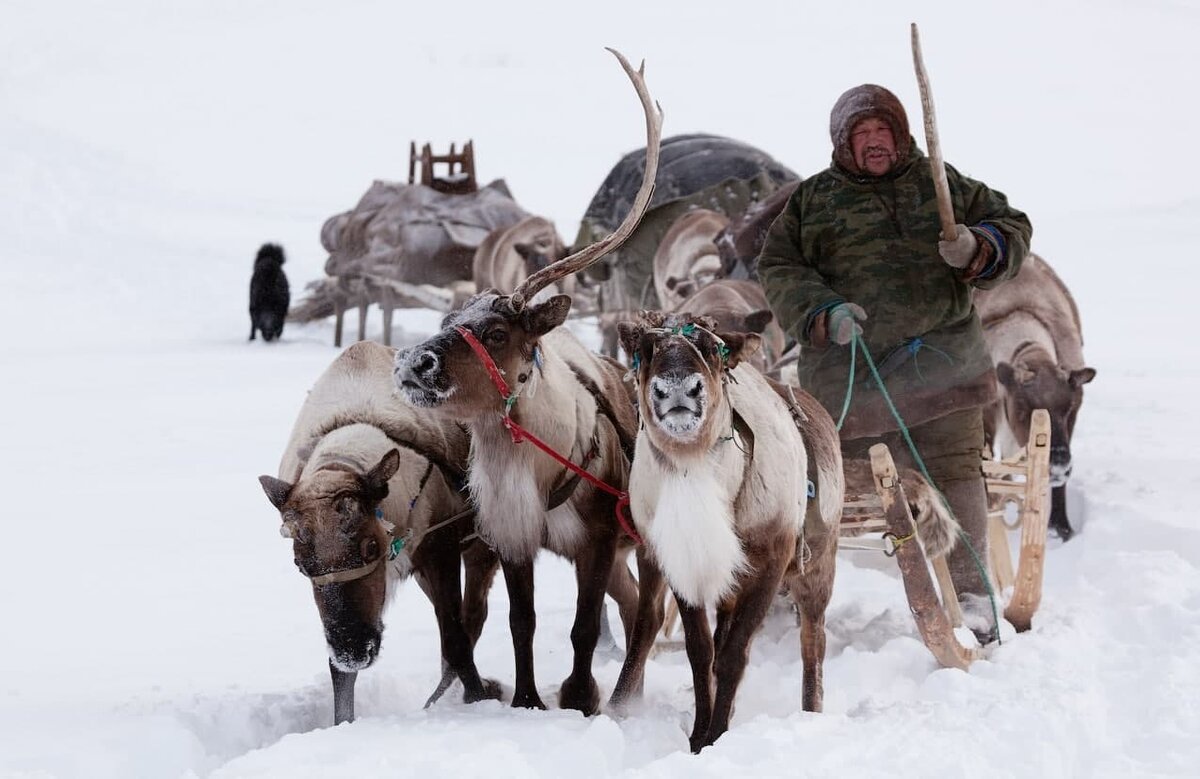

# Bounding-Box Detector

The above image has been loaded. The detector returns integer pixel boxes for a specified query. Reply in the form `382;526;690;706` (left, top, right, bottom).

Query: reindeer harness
454;325;644;545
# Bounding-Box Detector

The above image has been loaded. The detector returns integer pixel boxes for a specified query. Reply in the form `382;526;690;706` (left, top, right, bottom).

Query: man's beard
862;145;897;169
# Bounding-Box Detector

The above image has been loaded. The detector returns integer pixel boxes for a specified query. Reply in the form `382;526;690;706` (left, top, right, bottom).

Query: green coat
758;143;1032;438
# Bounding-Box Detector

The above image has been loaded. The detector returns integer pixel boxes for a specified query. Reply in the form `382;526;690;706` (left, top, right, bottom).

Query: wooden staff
911;23;957;241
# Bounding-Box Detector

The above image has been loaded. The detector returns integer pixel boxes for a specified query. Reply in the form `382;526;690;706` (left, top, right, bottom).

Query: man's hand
938;224;978;268
827;303;867;345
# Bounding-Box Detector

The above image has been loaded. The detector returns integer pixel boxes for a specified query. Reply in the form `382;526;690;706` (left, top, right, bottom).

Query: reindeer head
259;449;400;672
619;313;760;447
996;348;1096;487
393;291;572;416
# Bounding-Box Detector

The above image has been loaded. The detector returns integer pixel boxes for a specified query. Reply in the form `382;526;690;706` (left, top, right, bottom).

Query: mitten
827;303;867;345
938;224;979;268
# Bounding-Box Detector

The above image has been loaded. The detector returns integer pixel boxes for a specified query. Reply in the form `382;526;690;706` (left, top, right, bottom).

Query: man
757;84;1032;643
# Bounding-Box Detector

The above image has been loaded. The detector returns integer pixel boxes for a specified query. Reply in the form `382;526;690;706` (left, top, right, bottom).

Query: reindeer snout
411;350;440;377
649;373;706;436
394;348;449;407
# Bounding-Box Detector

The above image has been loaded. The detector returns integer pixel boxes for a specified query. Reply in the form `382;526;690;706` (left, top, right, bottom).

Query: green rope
835;334;857;431
843;331;1002;644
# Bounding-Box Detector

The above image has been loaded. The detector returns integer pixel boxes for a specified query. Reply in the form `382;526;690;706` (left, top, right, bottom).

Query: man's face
850;117;897;176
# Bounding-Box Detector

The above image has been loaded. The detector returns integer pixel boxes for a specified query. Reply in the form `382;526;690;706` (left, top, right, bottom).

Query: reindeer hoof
558;675;600;716
1049;517;1075;542
463;677;503;704
511;688;547;710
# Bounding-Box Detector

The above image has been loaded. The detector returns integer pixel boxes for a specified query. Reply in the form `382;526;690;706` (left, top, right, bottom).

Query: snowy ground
2;1;1199;777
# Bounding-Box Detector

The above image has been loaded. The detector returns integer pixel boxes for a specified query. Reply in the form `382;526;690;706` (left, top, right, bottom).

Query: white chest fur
631;449;746;608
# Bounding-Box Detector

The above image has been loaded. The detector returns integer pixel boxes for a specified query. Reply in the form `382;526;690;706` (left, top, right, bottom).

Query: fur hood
829;84;912;176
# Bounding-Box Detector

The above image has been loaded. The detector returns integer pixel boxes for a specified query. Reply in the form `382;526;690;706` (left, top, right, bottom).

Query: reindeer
472;216;573;300
675;279;786;375
615;311;842;752
393;49;665;715
259;341;500;724
652;208;729;310
975;254;1096;540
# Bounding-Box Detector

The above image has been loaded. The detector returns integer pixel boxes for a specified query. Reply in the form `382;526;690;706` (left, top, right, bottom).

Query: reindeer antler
509;48;663;311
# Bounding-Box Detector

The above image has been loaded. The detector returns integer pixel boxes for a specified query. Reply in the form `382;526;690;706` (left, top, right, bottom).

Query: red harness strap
454;325;643;545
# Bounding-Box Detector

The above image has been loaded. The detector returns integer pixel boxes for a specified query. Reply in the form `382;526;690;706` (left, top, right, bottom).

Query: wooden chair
409;140;478;194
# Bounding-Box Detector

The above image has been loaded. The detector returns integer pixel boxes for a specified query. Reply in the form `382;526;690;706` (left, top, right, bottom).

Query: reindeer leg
329;661;357;725
606;546;640;650
609;545;666;710
416;537;492;706
462;539;502;700
704;537;790;749
1049;484;1073;541
502;558;545;710
558;528;618;715
677;595;714;754
791;538;836;713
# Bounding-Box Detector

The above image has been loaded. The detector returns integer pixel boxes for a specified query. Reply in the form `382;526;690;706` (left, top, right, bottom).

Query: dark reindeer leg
1049;484;1073;541
462;539;502;700
606;547;641;649
704;539;790;749
558;526;618;715
677;595;715;754
609;546;666;709
502;558;546;710
713;602;734;657
329;660;357;725
419;536;493;706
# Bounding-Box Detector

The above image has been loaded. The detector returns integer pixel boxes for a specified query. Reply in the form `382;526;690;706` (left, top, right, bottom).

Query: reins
837;331;1001;640
454;325;644;545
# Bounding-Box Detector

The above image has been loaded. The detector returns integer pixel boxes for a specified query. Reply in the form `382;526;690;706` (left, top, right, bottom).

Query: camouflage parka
758;142;1032;439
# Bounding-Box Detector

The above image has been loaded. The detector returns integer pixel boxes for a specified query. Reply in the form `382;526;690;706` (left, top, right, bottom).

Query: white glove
827;303;867;346
938;224;978;268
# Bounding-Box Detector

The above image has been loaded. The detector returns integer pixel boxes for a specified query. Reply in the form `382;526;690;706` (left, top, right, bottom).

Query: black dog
249;243;290;342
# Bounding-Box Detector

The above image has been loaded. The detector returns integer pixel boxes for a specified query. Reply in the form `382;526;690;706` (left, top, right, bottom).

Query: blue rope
841;331;1002;643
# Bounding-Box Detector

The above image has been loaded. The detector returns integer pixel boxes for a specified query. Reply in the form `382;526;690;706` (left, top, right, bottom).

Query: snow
2;0;1199;776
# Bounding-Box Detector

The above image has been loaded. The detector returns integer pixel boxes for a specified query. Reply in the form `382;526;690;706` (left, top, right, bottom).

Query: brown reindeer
975;254;1096;540
616;311;843;752
259;341;500;724
472;216;573;300
392;49;665;715
652;208;729;310
675;279;787;375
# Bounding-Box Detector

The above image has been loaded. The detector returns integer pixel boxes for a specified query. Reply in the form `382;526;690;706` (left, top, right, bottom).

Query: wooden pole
911;23;958;240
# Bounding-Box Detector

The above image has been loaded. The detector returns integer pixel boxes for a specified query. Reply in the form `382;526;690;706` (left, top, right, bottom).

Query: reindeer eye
484;328;507;346
361;537;380;561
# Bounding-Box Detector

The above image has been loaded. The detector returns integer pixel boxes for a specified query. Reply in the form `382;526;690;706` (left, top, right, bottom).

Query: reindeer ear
1069;367;1096;388
617;322;645;363
512;242;536;262
259;476;293;511
363;449;400;501
742;309;774;334
718;332;762;369
996;362;1017;389
522;294;572;336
